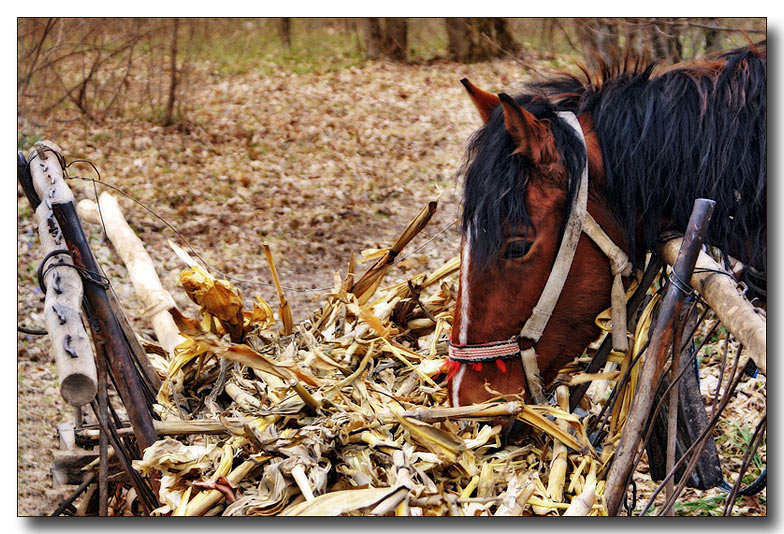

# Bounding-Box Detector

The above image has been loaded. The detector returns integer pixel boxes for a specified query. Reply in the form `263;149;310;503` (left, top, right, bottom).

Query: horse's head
448;79;626;407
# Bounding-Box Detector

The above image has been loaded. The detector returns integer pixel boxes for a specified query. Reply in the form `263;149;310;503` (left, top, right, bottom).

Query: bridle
449;112;633;404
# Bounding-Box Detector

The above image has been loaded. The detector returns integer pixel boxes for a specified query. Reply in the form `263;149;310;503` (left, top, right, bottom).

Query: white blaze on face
452;230;472;408
451;365;466;407
458;231;471;346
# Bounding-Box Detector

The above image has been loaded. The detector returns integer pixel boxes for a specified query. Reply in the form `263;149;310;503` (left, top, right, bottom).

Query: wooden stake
77;193;184;359
23;143;97;406
605;199;715;515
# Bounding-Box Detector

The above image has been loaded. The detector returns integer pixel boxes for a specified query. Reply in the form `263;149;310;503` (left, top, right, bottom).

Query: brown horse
447;43;766;407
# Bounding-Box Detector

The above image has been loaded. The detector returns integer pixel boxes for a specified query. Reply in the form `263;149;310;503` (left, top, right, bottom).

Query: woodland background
16;17;766;516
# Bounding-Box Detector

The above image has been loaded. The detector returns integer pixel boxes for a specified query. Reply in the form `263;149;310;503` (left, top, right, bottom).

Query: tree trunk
363;18;407;61
383;18;408;61
163;18;179;127
445;18;470;62
279;18;292;50
445;18;519;63
363;18;384;60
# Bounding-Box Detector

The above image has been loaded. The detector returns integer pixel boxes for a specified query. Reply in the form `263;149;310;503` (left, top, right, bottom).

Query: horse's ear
461;78;500;123
499;92;550;160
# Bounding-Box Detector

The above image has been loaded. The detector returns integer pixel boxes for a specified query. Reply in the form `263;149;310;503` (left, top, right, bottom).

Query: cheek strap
518;111;589;344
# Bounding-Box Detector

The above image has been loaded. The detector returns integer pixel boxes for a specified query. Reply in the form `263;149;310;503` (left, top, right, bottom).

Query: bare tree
163;18;179;127
571;17;756;70
362;18;408;61
17;18;193;124
279;18;292;50
574;18;620;71
445;18;520;63
649;18;682;63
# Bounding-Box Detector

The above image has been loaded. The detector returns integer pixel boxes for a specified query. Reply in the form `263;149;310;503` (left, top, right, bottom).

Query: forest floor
16;55;765;516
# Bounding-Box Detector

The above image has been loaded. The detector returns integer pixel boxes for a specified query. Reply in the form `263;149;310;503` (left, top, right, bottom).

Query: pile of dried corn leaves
131;220;640;517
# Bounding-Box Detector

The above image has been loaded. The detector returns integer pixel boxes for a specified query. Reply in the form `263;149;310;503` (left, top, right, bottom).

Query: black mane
461;43;766;284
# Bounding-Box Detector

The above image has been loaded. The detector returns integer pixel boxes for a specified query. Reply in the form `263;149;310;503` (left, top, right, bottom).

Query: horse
446;42;766;408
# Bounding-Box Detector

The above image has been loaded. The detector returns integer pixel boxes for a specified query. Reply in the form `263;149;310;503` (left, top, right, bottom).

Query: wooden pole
22;144;98;406
604;198;715;515
663;311;685;514
27;142;158;452
77;193;184;359
96;341;109;516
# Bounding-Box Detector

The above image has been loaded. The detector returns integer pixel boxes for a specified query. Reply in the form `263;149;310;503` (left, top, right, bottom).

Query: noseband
449;112;632;404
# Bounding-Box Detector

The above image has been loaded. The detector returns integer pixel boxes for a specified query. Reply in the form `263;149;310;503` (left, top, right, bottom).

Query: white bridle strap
517;111;589;404
448;338;520;363
519;111;589;342
582;212;633;352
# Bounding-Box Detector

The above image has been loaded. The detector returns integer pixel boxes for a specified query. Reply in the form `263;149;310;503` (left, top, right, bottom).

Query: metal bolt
52;304;67;325
52;271;62;294
64;335;78;359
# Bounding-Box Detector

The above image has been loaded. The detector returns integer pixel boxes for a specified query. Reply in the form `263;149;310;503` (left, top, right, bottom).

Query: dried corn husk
262;243;294;335
116;201;692;517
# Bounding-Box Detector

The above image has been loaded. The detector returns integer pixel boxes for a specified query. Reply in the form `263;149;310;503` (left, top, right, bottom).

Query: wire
18;325;48;335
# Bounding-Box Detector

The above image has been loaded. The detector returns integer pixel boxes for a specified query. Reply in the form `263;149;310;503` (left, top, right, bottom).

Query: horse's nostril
502;419;531;444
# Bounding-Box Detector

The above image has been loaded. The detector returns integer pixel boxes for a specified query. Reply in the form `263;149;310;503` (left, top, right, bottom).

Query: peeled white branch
77;192;184;357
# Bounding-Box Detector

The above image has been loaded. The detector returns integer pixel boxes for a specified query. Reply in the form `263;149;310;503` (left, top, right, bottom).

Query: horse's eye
503;240;531;259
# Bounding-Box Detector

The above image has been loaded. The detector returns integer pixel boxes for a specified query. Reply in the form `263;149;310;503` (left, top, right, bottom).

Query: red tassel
495;359;507;373
469;362;483;372
442;359;463;382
